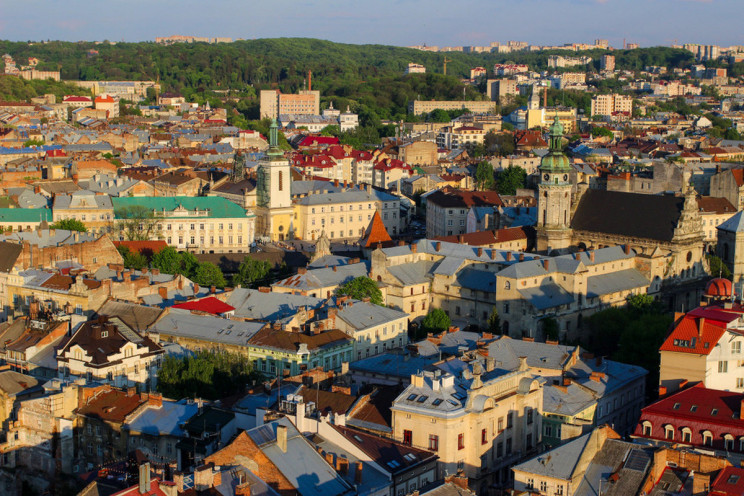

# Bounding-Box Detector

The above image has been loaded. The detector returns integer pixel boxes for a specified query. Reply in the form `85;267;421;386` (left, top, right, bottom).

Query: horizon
1;0;743;48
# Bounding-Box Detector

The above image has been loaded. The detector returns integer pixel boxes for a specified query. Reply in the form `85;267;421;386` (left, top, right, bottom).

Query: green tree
590;126;614;139
157;350;259;400
117;245;148;270
541;317;559;341
707;254;732;280
152;246;183;275
23;138;44;147
232;256;272;288
493;132;515;157
495;165;527;195
180;251;201;278
193;262;227;289
421;308;451;335
50;218;87;232
335;276;383;305
487;308;500;334
114;205;158;241
320;125;340;137
474;161;495;190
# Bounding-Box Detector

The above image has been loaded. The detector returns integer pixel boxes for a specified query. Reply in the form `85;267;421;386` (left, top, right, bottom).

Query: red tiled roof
94;95;115;103
63;96;92;102
659;306;743;355
426;188;504;208
633;384;744;452
76;388;146;423
360;210;393;248
172;297;235;315
113;240;168;255
706;278;734;298
297;136;340;148
436;226;533;246
731;169;744;188
710;466;744;496
697;196;736;214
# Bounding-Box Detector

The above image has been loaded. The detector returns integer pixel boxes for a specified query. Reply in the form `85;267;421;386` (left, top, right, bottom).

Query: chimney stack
543;259;549;271
589;251;595;262
277;424;288;453
519;253;525;262
354;461;363;484
139;463;151;494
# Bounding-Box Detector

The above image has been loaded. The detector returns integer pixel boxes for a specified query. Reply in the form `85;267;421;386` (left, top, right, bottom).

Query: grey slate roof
387;260;436;286
350;352;435;379
453;267;497;293
543;383;597;416
53;190;112;209
97;300;164;332
273;262;369;291
573;440;652;496
126;400;198;437
0;229;98;248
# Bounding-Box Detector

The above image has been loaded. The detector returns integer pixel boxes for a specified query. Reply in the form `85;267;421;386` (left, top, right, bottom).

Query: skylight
417;395;428;403
673;403;680;410
690;405;697;412
712;408;719;416
432;398;443;406
407;394;418;401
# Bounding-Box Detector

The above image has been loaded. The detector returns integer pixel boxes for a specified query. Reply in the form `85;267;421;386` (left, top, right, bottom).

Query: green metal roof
112;197;250;219
0;208;52;223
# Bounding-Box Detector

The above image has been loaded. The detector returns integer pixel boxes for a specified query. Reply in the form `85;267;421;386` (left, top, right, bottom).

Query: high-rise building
600;54;616;72
590;94;632;117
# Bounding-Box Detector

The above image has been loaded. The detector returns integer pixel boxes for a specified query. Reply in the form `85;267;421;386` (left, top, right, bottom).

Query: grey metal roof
0;229;98;248
387;260;436;286
585;269;649;298
335;301;408;331
226;288;326;322
53;190;112;209
149;308;265;347
573;440;651;496
718;210;744;233
349;352;435;379
295;188;398;206
453;267;497;293
273;262;369;291
518;281;575;310
246;418;354;496
433;256;466;276
513;431;592;480
125;400;198;437
543;383;597;416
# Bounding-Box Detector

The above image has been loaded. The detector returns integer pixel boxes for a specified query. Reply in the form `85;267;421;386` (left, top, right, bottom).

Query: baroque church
255;120;294;241
537;116;708;302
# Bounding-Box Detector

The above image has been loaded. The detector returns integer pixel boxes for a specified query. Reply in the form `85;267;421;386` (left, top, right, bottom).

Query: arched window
681;427;692;443
664;425;675;440
642;421;652;437
725;434;735;451
703;431;713;447
505;281;511;290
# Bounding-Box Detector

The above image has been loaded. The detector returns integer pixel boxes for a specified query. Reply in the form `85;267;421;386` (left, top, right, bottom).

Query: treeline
0;74;90;102
0;39;701;124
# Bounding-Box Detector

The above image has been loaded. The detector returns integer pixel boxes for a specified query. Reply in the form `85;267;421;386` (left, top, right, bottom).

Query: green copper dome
540;116;570;172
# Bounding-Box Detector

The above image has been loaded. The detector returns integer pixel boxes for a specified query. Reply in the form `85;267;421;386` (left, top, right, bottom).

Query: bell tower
537;116;573;254
256;119;294;240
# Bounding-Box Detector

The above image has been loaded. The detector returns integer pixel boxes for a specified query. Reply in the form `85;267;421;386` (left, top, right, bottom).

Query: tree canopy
50;218;87;232
421;308;451;335
495;165;527;195
474;161;495;190
335;276;383;305
232;256;272;288
157;351;259;400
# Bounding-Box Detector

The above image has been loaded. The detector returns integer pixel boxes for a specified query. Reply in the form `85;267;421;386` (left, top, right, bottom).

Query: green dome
540;153;570;171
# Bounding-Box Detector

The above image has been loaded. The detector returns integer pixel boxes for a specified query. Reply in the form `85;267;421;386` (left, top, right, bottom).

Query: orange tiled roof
360;210;393;248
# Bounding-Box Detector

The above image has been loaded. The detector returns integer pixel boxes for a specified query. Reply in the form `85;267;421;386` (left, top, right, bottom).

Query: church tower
537;116;573;254
256;120;294;240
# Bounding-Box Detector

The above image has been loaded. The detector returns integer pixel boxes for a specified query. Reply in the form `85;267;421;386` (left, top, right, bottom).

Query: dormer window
101;331;108;338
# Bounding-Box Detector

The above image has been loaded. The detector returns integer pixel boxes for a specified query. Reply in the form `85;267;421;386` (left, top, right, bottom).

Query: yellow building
52;191;114;235
256;121;294;241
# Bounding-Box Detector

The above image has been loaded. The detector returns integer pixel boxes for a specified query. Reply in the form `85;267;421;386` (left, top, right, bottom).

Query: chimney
193;283;199;294
490;250;497;260
477;247;483;257
139;463;151;494
151;268;160;275
34;185;41;194
435;242;441;252
235;482;252;496
354;461;363;484
122;271;131;282
506;252;512;261
698;317;705;338
519;253;525;262
158;286;168;300
458;235;464;244
148;392;163;408
210;285;216;294
277;424;288;453
258;286;271;293
298;267;307;275
589;251;595;262
411;243;418;253
624;244;630;255
333;266;337;272
334;179;339;187
543;259;549;271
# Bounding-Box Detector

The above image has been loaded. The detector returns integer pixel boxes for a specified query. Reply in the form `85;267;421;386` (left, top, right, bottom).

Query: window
738;378;744;389
703;431;713;446
429;435;438;451
725;435;735;451
498;417;504;432
458;433;465;450
682;429;692;443
719;361;729;373
642;421;652;436
507;412;513;429
403;430;412;445
526;479;534;490
733;341;742;354
481;429;487;445
527;408;534;425
664;425;674;440
496;441;503;458
540;481;547;492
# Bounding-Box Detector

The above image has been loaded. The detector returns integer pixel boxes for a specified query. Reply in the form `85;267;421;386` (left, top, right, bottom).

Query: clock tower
537;116;573;254
256;119;294;241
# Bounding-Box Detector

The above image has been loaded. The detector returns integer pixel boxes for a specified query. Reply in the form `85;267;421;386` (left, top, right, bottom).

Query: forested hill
0;38;697;93
0;38;703;123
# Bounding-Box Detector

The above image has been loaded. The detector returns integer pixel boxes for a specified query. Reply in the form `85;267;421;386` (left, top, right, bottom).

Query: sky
2;0;743;48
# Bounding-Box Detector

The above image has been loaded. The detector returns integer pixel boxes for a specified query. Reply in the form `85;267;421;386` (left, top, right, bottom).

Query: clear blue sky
2;0;742;48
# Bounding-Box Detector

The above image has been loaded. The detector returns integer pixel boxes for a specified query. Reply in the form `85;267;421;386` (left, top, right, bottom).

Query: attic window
432;399;443;406
712;408;719;416
101;331;108;338
729;475;740;484
417;395;428;403
407;394;418;401
690;405;698;412
673;403;680;410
